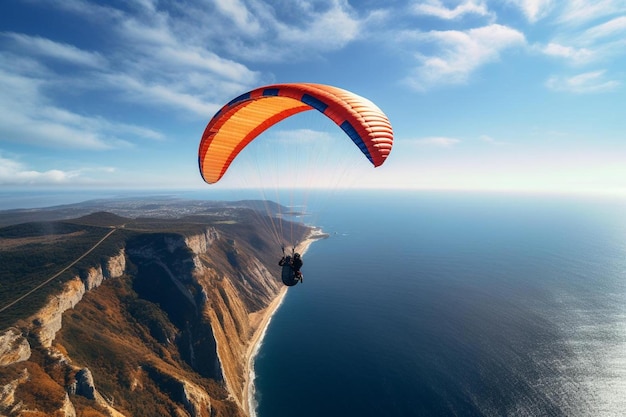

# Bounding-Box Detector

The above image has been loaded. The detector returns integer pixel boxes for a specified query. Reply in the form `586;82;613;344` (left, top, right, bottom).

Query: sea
251;190;626;417
3;189;626;417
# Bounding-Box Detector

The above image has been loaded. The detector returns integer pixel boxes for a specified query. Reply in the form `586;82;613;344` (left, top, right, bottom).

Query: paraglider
198;83;393;286
198;83;393;184
279;252;303;286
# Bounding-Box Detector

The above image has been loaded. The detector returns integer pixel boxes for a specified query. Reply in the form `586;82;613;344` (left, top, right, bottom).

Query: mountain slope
0;207;310;416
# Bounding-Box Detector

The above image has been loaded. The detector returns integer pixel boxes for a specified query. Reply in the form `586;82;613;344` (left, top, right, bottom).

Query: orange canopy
198;83;393;184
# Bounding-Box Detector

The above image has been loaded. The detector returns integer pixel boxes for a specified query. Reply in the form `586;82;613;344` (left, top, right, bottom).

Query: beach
242;231;323;417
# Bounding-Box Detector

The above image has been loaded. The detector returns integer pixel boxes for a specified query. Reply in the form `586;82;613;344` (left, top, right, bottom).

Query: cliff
0;211;308;417
28;249;127;348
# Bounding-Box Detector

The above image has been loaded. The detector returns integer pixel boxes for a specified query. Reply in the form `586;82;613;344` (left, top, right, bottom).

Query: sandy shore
241;232;324;417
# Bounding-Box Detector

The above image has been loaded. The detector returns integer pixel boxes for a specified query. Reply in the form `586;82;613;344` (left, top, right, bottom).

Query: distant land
0;197;323;417
0;196;288;227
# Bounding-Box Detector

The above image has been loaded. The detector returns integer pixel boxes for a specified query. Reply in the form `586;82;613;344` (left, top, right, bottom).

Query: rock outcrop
60;393;77;417
70;367;126;417
185;227;220;255
75;368;96;400
0;368;28;412
181;379;213;417
28;249;126;348
0;328;30;366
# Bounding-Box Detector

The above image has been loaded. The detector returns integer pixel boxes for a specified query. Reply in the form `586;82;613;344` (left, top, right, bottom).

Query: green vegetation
0;219;131;329
126;298;178;344
0;221;86;238
5;361;68;415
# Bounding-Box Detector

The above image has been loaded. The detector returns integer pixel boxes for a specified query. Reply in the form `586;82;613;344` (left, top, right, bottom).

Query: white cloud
0;152;120;186
411;137;461;147
3;33;107;68
275;4;360;51
412;0;492;20
556;0;626;26
118;16;177;46
111;7;259;82
554;15;626;63
39;106;164;141
540;42;594;64
1;0;370;125
155;46;257;83
23;0;262;99
581;16;626;43
46;0;124;22
0;154;81;185
113;0;367;63
404;24;525;90
220;0;367;61
213;0;262;35
546;70;621;93
537;9;626;78
0;67;162;149
507;0;553;23
103;73;220;118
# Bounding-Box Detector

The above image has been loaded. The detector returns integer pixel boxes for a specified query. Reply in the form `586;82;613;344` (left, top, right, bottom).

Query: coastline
242;231;324;417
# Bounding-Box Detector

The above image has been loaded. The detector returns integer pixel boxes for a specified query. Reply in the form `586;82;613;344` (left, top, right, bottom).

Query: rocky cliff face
29;249;127;348
0;221;292;417
0;328;30;366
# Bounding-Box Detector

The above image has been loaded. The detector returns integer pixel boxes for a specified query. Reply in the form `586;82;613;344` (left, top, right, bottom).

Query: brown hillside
0;207;310;417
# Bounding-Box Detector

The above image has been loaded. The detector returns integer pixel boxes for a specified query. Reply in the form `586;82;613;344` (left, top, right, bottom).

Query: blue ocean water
253;191;626;417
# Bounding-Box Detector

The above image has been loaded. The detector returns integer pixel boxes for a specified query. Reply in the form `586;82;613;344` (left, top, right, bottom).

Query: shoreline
242;232;323;417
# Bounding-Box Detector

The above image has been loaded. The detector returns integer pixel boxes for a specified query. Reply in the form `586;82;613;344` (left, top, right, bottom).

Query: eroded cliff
0;211;308;417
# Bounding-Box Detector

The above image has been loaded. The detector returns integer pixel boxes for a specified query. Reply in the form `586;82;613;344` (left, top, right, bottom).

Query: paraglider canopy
198;83;393;184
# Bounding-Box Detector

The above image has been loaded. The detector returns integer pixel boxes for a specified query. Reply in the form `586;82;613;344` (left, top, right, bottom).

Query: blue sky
1;0;625;196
